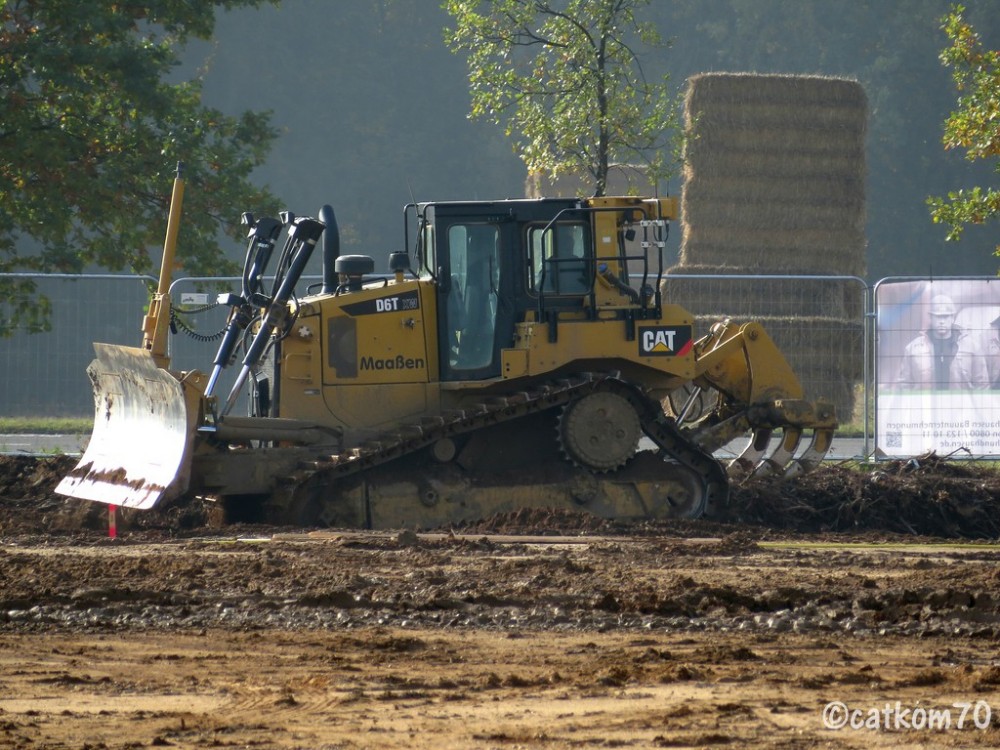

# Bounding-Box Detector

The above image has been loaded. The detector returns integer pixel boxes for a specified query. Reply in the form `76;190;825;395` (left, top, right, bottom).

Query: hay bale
682;199;864;232
672;76;868;424
690;125;865;155
663;265;864;319
686;72;867;108
684;145;866;179
680;228;866;276
679;229;865;275
761;315;863;421
682;173;865;206
753;316;865;379
686;104;866;142
689;314;864;373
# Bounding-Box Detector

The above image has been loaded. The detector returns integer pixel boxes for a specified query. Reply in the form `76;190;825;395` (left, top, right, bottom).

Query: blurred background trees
444;0;681;197
5;0;999;320
0;0;280;333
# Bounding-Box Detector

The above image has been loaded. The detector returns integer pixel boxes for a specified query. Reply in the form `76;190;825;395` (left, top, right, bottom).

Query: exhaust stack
319;204;340;293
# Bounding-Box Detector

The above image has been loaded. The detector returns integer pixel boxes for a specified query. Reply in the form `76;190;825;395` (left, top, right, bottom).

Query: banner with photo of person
876;278;1000;458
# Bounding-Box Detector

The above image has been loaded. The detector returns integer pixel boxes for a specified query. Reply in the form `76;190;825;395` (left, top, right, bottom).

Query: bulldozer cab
415;199;601;382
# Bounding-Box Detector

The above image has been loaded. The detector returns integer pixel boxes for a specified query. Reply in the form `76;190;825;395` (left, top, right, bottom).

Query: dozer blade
56;343;198;509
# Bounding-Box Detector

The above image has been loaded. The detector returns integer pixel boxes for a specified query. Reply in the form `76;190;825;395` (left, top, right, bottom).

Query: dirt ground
2;455;1000;749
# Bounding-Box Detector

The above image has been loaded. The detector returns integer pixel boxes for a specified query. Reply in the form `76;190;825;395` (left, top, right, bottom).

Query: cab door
435;213;514;382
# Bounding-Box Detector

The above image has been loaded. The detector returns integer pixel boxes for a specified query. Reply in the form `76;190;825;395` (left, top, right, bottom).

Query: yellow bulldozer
57;168;836;527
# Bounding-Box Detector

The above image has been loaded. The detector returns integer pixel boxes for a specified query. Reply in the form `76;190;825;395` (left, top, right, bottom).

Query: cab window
527;222;592;295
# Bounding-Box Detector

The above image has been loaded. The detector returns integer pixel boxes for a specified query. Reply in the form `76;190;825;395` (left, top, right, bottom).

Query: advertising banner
877;279;1000;457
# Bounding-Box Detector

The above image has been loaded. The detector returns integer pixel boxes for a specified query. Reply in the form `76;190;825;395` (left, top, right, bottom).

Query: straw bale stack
678;72;867;277
670;73;868;422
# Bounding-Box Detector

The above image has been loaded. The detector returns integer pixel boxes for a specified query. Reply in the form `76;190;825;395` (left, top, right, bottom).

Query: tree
0;0;280;334
443;0;680;197
928;4;1000;256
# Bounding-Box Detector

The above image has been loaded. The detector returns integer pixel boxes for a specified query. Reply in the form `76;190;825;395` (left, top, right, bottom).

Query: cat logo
638;325;693;357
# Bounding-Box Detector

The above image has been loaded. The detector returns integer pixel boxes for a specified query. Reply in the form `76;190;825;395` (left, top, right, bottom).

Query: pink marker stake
109;505;118;539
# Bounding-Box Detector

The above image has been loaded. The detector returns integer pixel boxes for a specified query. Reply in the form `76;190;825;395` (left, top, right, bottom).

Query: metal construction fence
1;271;872;440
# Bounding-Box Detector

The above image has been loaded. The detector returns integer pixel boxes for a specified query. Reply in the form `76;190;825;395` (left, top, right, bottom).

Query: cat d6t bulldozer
57;168;836;527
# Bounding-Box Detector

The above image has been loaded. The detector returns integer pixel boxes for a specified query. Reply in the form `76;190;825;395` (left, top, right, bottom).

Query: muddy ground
1;455;1000;748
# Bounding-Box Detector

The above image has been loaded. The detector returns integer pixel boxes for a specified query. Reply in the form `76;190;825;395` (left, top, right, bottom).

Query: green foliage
0;0;280;335
928;4;1000;253
443;0;680;196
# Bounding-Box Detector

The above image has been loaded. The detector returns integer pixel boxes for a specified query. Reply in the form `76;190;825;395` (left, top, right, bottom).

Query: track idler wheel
558;391;641;471
651;463;708;519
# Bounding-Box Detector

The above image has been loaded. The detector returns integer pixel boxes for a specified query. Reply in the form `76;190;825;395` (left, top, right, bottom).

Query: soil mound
1;453;997;539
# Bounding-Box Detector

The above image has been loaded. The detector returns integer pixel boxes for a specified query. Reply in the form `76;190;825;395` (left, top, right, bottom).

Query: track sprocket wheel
558;391;641;471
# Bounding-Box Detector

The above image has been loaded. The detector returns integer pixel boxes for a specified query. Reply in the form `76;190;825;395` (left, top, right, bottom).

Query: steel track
265;373;732;524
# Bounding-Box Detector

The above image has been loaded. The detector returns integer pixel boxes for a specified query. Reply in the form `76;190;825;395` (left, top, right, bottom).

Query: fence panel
658;274;869;428
874;277;1000;458
1;274;154;417
3;273;872;441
